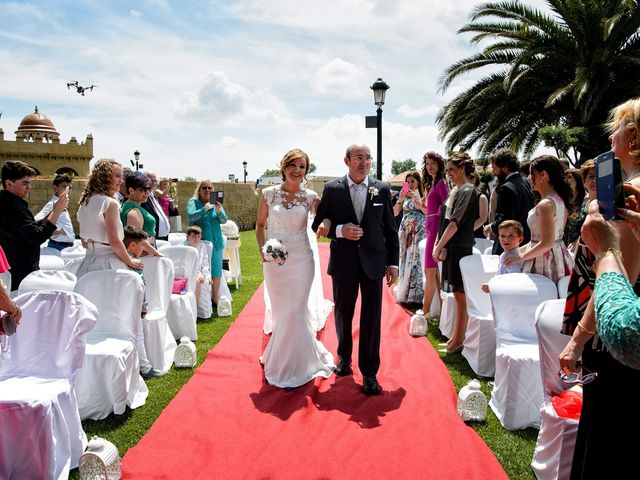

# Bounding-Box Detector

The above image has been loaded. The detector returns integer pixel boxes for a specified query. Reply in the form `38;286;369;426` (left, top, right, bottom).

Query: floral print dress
394;195;426;303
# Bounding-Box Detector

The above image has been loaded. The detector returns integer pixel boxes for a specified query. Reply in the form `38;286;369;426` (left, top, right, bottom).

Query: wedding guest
433;152;478;353
484;148;535;254
76;159;143;278
184;225;211;307
559;98;640;479
563;168;587;247
481;220;524;293
187;180;228;304
34;174;76;251
393;171;426;304
0;161;68;289
468;172;489;239
155;178;173;218
121;172;157;245
141;171;170;241
421;152;448;319
504;155;573;283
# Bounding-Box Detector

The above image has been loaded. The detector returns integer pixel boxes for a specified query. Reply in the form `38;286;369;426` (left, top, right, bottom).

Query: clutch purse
438;247;448;261
0;313;17;336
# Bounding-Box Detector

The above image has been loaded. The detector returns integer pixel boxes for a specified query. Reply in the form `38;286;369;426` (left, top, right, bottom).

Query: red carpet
122;243;507;479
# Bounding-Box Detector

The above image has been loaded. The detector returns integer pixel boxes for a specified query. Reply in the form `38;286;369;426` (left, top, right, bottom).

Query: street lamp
242;161;248;184
130;150;143;172
365;78;390;180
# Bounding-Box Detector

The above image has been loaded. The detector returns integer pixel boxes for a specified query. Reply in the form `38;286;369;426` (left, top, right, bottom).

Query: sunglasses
558;363;598;385
200;186;213;190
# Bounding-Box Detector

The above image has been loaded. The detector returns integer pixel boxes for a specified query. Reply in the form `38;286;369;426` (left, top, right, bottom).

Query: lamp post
242;161;248;184
365;78;390;180
130;150;143;172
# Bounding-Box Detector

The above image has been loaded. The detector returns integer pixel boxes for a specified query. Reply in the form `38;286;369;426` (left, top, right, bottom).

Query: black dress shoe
335;359;353;376
362;375;381;396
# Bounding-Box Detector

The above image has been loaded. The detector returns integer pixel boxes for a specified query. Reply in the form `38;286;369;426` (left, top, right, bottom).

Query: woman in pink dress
421;151;448;319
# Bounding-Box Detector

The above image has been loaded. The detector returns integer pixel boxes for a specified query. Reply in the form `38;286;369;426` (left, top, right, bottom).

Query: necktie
351;183;366;223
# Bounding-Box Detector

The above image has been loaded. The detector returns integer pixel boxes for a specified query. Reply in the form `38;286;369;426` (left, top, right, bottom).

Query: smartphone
64;186;70;194
401;181;410;194
209;190;224;204
596;150;625;221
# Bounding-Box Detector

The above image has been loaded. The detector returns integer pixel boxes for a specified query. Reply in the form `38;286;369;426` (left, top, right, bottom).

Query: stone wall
27;178;261;234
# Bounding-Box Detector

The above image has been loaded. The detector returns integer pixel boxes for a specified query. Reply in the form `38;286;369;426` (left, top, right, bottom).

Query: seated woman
121;172;158;247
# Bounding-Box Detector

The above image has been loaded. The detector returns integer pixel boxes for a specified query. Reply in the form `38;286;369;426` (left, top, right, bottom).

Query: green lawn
70;230;536;479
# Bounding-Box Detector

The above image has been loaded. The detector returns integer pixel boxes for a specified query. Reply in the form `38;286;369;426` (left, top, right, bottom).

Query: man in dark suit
312;144;399;395
141;171;170;240
483;148;535;255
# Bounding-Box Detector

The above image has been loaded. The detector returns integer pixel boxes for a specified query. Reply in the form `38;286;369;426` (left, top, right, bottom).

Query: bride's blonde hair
279;149;309;181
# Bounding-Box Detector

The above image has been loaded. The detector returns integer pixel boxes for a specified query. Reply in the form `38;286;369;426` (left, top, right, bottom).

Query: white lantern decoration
457;379;487;422
409;309;428;337
79;435;121;480
217;295;232;317
174;336;197;368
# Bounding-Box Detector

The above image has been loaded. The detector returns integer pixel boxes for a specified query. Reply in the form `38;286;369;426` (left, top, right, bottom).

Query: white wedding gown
260;186;335;388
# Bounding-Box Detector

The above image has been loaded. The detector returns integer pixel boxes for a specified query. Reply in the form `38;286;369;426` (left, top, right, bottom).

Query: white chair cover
557;275;570;299
417;239;441;317
223;236;242;288
439;257;455;338
474;238;494;253
18;270;77;294
64;257;83;276
460;254;499;377
40;246;62;256
484;246;493;255
531;299;579;480
488;273;558;430
73;269;149;420
155;239;170;249
0;291;97;479
0;271;12;293
168;232;187;246
197;240;214;319
140;256;177;372
39;255;65;271
159;246;199;340
61;243;87;264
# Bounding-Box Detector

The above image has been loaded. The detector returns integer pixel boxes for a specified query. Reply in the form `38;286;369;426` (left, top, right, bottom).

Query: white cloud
396;104;440;119
312;58;367;99
130;9;141;17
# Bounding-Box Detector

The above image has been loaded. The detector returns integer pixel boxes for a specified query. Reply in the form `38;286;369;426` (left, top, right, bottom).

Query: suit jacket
489;173;535;254
312;176;399;280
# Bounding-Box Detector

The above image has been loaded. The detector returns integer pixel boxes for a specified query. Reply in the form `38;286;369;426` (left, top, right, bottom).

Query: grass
70;230;536;479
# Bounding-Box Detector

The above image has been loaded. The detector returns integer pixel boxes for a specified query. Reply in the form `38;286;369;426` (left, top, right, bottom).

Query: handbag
172;277;188;294
0;312;17;336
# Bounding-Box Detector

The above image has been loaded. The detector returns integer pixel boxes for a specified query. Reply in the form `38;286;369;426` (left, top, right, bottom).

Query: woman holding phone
187;180;228;305
393;171;426;304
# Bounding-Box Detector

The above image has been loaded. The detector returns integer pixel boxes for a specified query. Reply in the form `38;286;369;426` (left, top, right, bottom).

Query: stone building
0;106;93;177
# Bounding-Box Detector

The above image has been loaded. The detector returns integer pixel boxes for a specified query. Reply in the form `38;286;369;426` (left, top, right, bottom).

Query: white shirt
336;176;369;238
77;194;123;244
498;247;523;275
34;194;75;243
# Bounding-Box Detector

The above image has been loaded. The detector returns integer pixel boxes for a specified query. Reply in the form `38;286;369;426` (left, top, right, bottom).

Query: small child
184;225;210;305
482;220;525;293
122;225;164;378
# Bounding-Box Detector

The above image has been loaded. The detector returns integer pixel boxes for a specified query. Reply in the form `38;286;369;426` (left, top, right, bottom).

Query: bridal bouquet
262;239;288;265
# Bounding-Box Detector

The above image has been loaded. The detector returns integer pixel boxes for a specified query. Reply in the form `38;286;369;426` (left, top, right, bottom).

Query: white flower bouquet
262;239;288;265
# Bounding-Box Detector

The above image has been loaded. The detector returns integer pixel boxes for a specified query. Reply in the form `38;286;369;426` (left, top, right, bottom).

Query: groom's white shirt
336;176;369;238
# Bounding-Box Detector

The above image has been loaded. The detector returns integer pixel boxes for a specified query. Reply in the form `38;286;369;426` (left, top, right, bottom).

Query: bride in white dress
256;149;335;388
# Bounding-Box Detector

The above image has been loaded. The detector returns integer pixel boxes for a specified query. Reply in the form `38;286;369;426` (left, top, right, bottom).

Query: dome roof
15;106;59;137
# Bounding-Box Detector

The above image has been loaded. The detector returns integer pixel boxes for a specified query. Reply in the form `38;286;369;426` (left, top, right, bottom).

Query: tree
262;169;280;177
183;176;197;182
437;0;640;161
308;163;317;174
391;159;417;175
538;124;588;166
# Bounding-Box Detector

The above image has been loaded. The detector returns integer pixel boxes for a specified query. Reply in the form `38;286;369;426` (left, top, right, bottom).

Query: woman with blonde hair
76;159;143;276
256;148;334;388
560;98;640;478
186;179;227;305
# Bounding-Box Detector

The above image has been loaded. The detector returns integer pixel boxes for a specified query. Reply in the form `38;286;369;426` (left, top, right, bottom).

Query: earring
631;140;637;150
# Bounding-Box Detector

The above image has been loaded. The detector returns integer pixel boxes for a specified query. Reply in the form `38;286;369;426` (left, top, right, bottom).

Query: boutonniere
369;186;379;200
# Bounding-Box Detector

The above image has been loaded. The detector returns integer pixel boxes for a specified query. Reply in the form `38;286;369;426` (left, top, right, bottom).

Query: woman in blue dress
187;180;228;305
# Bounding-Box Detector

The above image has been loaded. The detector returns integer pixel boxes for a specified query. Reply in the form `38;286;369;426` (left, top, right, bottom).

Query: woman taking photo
560;98;640;479
433;152;478;353
421;151;448;319
187;180;228;305
504;155;573;283
393;171;426;304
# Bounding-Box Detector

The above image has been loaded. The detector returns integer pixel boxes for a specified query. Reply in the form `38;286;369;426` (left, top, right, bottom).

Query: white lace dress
260;186;335;388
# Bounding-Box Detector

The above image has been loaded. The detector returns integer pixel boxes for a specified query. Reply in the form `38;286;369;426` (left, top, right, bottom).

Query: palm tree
437;0;640;160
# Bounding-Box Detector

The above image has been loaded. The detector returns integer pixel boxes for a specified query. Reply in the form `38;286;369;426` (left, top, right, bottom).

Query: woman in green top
187;179;228;304
121;171;157;243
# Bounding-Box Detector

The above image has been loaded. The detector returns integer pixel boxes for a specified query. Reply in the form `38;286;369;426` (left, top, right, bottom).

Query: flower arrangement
262;239;288;265
369;186;379;200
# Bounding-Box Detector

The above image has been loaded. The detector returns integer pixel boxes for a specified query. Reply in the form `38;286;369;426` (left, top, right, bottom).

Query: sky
0;0;553;181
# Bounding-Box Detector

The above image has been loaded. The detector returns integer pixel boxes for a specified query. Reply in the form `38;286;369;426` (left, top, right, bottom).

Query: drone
66;81;97;96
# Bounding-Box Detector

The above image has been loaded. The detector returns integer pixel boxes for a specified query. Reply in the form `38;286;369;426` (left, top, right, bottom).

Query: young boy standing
482;220;525;293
